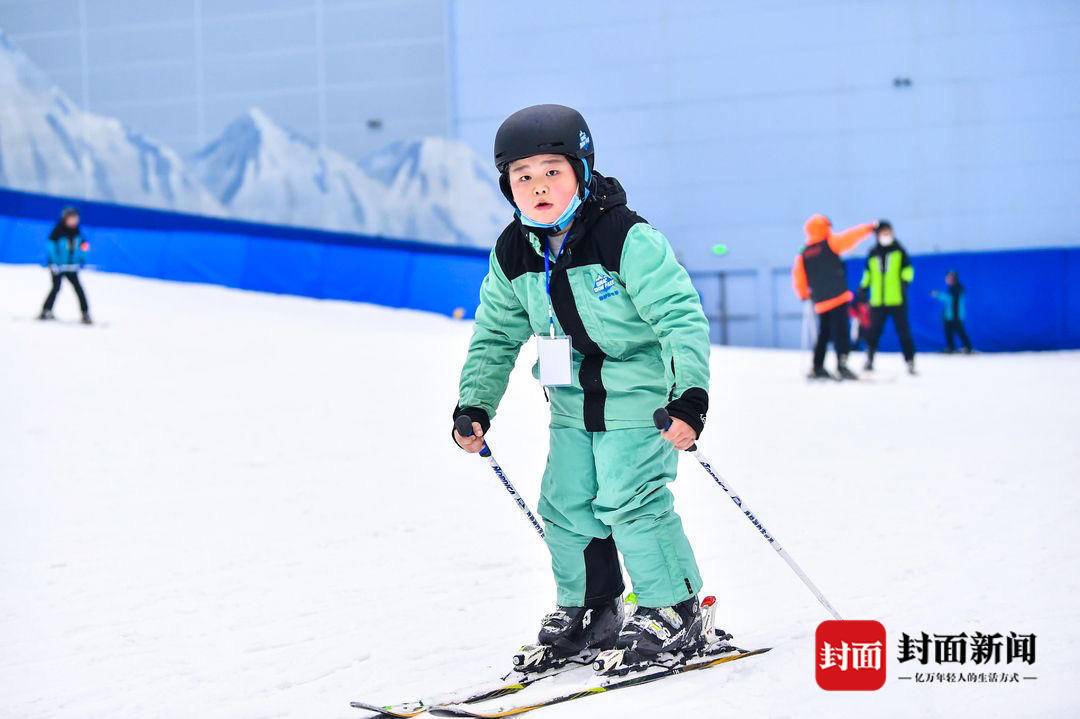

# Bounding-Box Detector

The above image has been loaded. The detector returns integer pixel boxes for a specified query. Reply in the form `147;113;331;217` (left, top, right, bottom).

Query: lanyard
543;235;566;338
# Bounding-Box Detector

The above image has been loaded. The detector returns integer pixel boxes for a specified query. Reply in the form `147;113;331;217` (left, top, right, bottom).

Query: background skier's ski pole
454;415;546;540
654;408;842;620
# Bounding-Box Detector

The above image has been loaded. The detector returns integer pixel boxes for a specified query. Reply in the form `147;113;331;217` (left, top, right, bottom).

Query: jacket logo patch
592;273;620;301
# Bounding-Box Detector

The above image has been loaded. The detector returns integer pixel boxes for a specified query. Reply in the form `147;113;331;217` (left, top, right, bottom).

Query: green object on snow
711;243;729;256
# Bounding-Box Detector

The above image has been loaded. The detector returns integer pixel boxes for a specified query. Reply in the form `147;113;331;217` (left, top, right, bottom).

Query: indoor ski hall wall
448;1;1080;349
0;188;489;318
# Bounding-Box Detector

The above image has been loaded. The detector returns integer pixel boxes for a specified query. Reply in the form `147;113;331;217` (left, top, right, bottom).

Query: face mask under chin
518;191;585;232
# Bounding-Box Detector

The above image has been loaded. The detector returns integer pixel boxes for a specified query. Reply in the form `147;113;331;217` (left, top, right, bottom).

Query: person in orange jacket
792;214;880;379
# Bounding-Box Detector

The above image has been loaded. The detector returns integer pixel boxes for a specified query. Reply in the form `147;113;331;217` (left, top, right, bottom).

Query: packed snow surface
2;264;1078;718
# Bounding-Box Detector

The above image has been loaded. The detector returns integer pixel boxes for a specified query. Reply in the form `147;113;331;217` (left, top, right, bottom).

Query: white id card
537;335;573;386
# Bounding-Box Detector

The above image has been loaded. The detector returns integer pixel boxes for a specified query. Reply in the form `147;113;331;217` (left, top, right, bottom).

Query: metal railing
688;269;760;346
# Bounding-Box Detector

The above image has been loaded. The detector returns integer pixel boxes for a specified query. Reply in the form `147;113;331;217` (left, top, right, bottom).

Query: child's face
64;214;79;228
946;274;955;285
507;154;578;224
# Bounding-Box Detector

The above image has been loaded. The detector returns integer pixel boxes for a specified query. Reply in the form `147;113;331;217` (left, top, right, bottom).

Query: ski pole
49;264;97;272
454;415;546;540
654;408;842;620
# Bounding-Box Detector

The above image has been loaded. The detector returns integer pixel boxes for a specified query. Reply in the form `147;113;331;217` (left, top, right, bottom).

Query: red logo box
816;620;887;690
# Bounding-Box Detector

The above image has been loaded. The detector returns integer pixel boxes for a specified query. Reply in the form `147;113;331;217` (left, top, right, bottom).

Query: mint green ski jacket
455;174;710;435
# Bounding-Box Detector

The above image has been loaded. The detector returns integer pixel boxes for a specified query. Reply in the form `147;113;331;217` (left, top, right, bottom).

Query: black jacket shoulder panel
565;204;647;274
493;220;543;282
564;174;646;274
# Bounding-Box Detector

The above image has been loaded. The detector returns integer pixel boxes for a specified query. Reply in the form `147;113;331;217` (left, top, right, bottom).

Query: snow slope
1;263;1078;718
0;31;223;215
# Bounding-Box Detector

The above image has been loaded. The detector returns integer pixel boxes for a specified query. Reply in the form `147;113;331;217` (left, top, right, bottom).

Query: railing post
718;271;729;346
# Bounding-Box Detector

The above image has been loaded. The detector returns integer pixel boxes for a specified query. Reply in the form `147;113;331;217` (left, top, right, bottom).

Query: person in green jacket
452;105;711;666
860;221;916;374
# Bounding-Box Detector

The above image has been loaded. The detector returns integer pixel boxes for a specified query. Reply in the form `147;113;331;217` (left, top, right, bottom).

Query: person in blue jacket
930;270;971;353
39;207;93;324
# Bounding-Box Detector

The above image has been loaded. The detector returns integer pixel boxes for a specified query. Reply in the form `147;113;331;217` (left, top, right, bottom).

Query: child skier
860;221;917;374
39;206;92;324
848;288;872;351
452;105;711;667
931;270;972;353
791;214;879;380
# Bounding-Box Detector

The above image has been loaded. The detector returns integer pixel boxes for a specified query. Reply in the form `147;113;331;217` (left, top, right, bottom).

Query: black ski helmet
493;104;594;206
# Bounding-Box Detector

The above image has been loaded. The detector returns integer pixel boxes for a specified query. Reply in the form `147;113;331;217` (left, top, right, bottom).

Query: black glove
451;405;490;448
665;388;709;439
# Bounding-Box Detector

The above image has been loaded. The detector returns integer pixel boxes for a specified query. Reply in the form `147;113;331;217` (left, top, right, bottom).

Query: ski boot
807;366;834;381
593;596;707;675
512;597;623;673
906;359;917;376
863;356;874;372
836;358;859;381
81;313;93;325
38;309;55;321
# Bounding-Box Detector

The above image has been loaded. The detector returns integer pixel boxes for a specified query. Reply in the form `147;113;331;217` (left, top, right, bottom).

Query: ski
349;654;595;717
427;646;771;717
350;594;740;717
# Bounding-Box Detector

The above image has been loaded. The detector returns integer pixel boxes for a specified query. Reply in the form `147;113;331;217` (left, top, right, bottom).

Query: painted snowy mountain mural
188;108;398;237
0;30;223;215
360;138;508;246
189;111;507;246
0;29;505;247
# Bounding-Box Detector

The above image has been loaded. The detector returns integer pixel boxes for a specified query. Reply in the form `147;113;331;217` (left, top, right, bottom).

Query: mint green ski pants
537;426;702;609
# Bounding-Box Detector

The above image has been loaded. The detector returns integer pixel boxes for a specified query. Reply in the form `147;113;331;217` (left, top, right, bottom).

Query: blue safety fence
0;187;491;318
2;188;1077;351
844;247;1080;353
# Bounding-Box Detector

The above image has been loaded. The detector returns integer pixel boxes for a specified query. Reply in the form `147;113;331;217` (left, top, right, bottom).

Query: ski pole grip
653;408;698;452
454;414;476;437
455;414;491;457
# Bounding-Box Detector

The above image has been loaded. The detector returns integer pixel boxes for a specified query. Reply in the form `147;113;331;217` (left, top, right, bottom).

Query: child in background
39;206;92;325
849;287;872;351
931;270;972;353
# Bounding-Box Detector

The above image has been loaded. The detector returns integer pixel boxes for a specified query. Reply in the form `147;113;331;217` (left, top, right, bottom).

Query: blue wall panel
1066;252;1080;347
0;187;489;319
845;247;1078;353
2;188;1075;352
